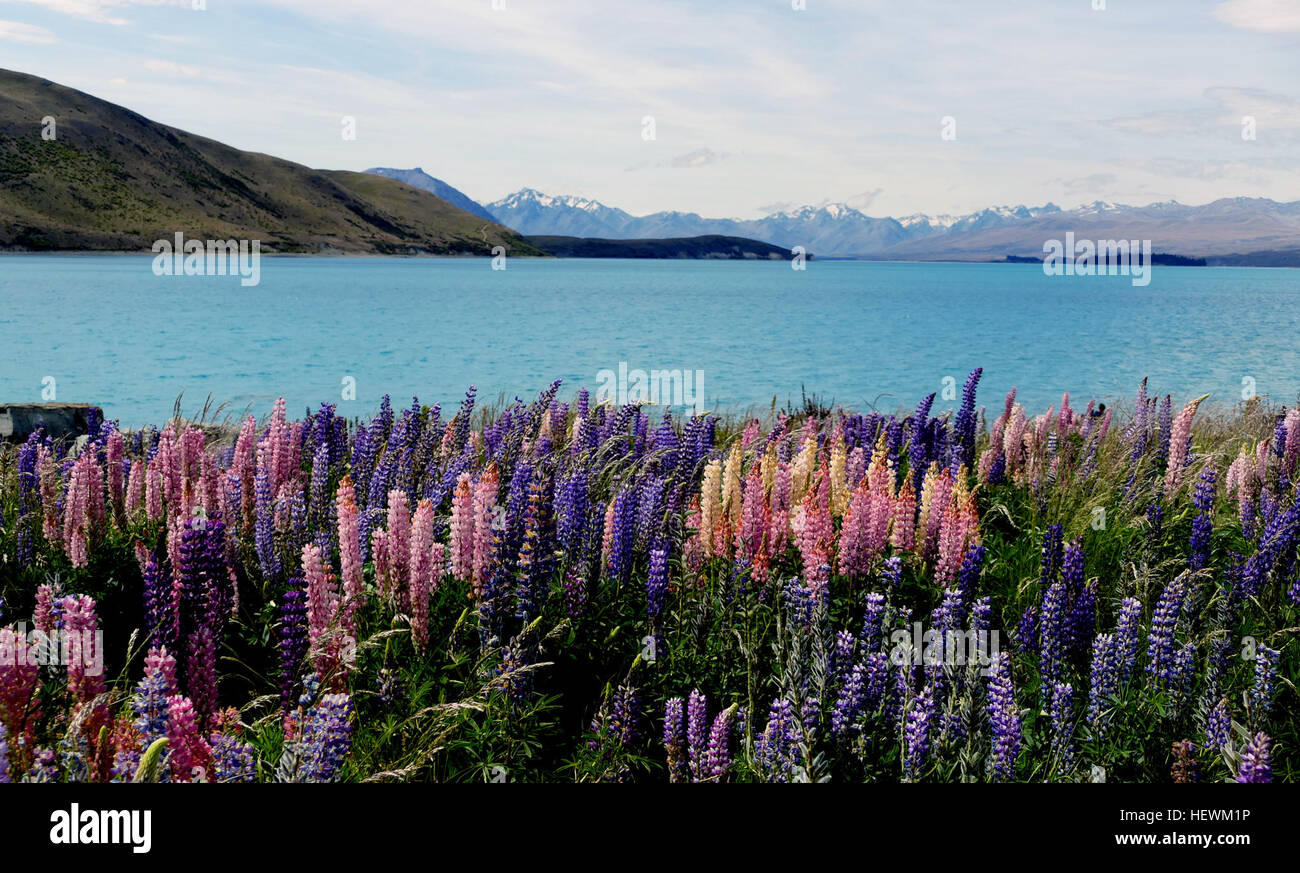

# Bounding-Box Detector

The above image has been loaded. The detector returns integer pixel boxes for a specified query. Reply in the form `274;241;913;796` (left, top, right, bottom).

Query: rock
0;403;99;443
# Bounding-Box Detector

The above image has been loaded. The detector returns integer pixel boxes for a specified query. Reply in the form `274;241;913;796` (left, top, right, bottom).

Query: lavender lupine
686;689;709;782
1114;597;1143;684
755;698;803;783
903;685;934;781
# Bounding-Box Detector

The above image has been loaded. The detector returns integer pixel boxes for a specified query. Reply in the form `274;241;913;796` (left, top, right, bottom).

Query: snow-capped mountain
485;189;1300;259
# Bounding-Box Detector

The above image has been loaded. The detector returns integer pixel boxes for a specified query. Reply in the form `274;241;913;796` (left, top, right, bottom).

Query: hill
0;69;539;255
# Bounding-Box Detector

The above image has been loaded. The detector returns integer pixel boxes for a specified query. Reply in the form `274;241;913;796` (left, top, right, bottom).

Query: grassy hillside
0;69;541;255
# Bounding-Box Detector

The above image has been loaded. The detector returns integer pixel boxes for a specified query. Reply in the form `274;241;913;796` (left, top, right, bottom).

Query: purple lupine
1039;524;1064;586
1015;605;1039;655
1251;645;1279;721
278;581;308;711
1206;698;1231;750
609;685;642;745
606;486;636;584
1236;732;1272;783
663;697;689;783
755;698;802;782
903;685;934;781
210;734;257;782
704;707;735;781
298;693;354;782
1039;581;1069;687
646;543;668;622
0;724;9;784
1087;633;1118;736
1049;682;1075;772
986;655;1021;782
860;592;887;653
1155;394;1173;467
1189;466;1216;570
908;392;936;494
254;467;280;580
686;689;709;782
142;550;176;651
879;555;903;592
951;367;983;470
1114;597;1142;683
1146;576;1187;686
955;544;986;607
832;662;867;740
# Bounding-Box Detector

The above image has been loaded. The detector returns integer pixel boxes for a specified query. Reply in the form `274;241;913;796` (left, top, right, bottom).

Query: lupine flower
686;688;709;782
1147;576;1187;685
986;655;1021;782
903;685;933;781
1163;395;1207;497
754;698;802;782
166;695;212;782
1237;732;1272;783
1171;740;1199;783
663;697;689;783
1049;682;1075;772
1250;645;1279;721
1206;698;1231;750
295;693;354;783
704;706;735;781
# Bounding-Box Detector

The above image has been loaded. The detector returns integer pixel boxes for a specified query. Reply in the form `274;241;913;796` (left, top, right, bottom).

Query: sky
2;0;1299;219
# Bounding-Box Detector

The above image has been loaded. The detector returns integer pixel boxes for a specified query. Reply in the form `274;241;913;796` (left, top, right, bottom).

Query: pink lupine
0;625;41;756
336;475;364;624
471;467;500;596
767;461;792;557
39;450;62;546
1057;393;1073;437
736;463;768;568
449;473;476;584
836;480;872;579
601;500;617;564
303;544;340;675
62;450;105;568
891;481;916;552
1003;404;1027;477
34;584;56;635
408;499;436;652
156;426;181;509
1284;408;1300;474
1163;395;1208;497
794;468;834;596
371;528;391;593
106;430;125;522
179;426;205;509
385;489;412;602
231;415;257;530
60;594;105;702
145;461;164;521
166;695;212;782
126;458;145;517
740;419;761;450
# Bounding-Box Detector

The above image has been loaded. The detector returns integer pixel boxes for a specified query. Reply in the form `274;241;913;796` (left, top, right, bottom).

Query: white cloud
0;0;188;27
1213;0;1300;32
0;17;55;41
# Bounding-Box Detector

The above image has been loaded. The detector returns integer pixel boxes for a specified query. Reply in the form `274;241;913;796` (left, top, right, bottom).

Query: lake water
1;256;1296;427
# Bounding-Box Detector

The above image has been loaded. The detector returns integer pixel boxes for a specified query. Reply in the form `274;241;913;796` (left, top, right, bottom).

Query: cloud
0;0;188;27
844;188;885;211
144;58;199;77
0;17;55;42
1213;0;1300;32
665;148;728;169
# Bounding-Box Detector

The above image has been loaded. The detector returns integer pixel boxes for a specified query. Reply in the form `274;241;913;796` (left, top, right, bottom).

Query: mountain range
479;188;1300;261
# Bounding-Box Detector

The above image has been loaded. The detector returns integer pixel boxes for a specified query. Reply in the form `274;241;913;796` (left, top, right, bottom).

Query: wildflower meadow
0;371;1293;783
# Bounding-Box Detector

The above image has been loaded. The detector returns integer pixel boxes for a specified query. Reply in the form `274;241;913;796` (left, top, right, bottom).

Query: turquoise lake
1;256;1296;427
